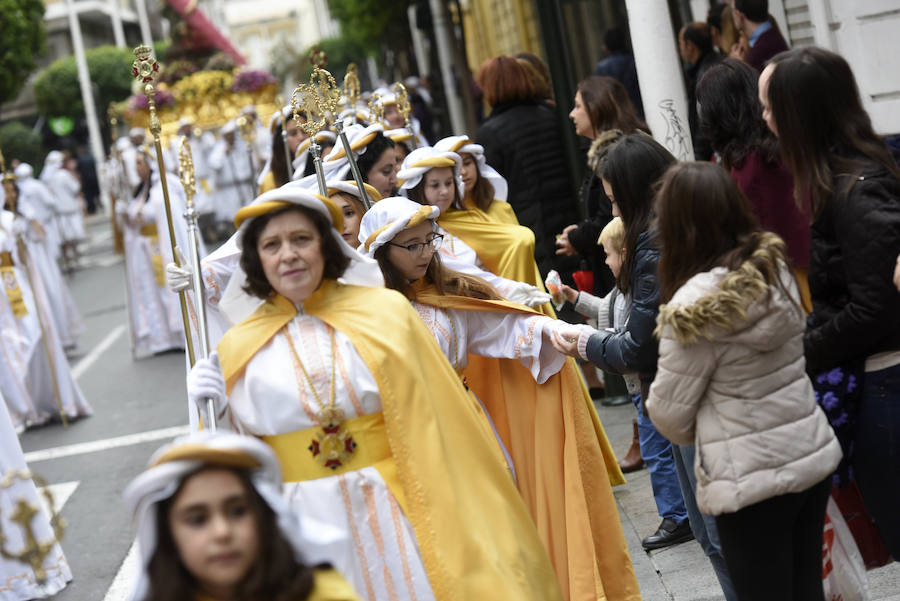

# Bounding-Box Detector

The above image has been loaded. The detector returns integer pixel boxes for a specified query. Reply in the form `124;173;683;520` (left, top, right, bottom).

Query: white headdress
290;123;383;187
220;120;237;135
13;163;33;179
123;431;347;601
396;146;463;200
217;185;384;324
357;196;438;257
327;180;382;205
129;127;146;139
434;135;509;202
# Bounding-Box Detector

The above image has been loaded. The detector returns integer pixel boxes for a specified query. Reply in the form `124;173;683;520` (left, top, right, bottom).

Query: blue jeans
854;361;900;560
673;444;738;601
633;393;688;523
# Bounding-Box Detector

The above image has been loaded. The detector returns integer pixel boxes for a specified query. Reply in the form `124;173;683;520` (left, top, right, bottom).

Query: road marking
37;481;79;515
71;325;126;380
102;541;138;601
23;425;191;464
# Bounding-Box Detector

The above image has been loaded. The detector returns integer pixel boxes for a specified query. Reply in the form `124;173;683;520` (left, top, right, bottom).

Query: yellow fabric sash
217;281;563;601
1;264;27;318
413;284;639;601
139;223;158;237
262;411;408;514
438;208;553;317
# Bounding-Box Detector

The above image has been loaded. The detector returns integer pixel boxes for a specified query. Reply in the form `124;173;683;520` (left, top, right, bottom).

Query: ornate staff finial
129;43;197;366
392;82;417;149
0;470;66;583
291;67;340;137
132;44;162;137
308;45;328;70
393;82;411;122
368;92;385;126
343;63;361;110
178;137;197;210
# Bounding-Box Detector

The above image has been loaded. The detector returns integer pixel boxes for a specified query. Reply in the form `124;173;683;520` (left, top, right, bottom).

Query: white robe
119;176;188;356
17;220;84;349
410;302;563;382
209;139;255;222
47;169;85;243
15;177;60;258
0;211;92;428
225;314;436;601
0;391;73;599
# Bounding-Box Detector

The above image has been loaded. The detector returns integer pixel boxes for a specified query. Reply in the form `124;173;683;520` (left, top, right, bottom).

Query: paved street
16;213;900;600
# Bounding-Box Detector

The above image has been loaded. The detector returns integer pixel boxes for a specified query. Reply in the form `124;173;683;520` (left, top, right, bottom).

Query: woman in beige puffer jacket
646;162;841;601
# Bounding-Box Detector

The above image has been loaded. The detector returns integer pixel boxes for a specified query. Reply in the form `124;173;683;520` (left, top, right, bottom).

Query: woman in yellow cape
186;186;562;601
359;196;641;601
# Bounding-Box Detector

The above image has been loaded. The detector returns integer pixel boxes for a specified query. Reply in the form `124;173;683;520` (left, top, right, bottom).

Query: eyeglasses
387;234;444;254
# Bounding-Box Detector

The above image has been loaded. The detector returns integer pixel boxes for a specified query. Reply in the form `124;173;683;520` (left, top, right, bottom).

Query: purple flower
832;411;849;427
231;70;276;92
825;368;844;386
847;374;858;393
821;391;840;411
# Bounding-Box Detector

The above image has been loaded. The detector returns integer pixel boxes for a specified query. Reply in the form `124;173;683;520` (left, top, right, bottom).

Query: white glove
187;352;227;422
506;282;553;307
165;246;192;293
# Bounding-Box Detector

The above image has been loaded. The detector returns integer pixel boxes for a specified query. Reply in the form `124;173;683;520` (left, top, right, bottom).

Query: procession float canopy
112;0;277;143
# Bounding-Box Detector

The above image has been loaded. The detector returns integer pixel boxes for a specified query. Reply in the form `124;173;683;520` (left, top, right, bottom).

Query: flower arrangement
129;86;176;111
232;69;276;93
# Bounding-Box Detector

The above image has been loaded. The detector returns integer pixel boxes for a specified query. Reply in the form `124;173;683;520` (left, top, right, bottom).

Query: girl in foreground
124;430;360;601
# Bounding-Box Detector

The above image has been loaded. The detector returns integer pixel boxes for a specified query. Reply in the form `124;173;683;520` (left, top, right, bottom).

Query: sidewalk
594;400;900;601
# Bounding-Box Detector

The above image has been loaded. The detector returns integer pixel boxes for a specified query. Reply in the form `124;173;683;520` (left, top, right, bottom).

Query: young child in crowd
123;431;360;601
560;217;639;399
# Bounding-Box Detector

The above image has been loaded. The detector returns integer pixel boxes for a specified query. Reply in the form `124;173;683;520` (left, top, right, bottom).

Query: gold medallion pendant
308;407;357;470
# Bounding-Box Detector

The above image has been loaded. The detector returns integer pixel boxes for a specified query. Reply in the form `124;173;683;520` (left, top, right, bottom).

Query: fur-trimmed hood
656;233;803;349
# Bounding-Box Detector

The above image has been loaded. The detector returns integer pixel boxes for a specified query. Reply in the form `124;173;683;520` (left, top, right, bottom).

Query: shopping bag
831;481;893;569
823;497;870;601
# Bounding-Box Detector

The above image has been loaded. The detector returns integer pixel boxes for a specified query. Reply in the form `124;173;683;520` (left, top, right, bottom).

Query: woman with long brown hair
557;76;648;295
475;56;579;277
647;161;840;601
761;46;900;559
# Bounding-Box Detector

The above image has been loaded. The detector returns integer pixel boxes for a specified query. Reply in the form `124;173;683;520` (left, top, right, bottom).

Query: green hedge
34;45;135;119
0;121;45;173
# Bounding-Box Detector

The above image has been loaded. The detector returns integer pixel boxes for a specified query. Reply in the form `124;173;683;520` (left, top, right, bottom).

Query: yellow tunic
217;281;564;601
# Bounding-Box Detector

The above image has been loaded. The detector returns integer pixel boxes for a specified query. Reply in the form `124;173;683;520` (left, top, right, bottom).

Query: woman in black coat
475;56;579;278
763;47;900;559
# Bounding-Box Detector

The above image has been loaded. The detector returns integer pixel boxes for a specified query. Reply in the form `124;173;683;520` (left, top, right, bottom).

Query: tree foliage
0;121;44;173
33;46;134;119
0;0;47;105
327;0;413;55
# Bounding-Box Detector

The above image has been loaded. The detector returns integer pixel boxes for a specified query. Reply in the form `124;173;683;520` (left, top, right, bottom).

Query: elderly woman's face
257;210;325;304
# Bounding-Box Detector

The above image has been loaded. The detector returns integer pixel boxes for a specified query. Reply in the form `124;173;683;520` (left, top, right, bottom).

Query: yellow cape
257;170;277;196
439;206;553;316
217;281;563;601
413;284;640;601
